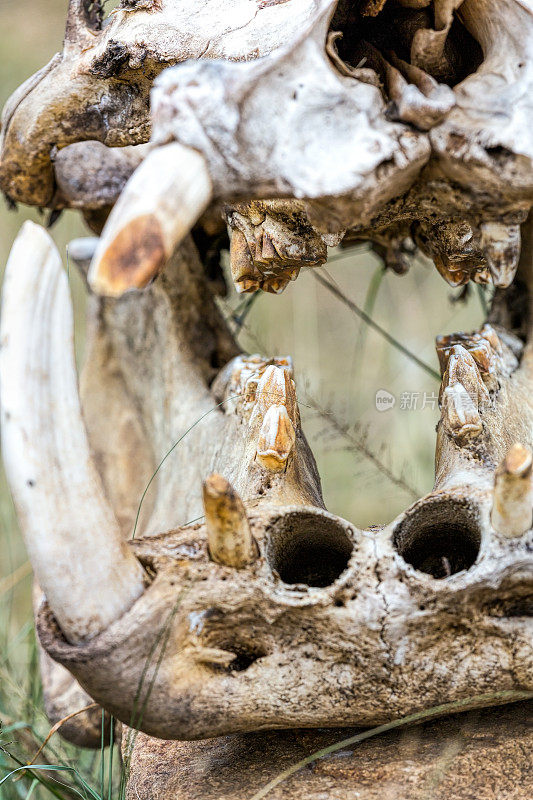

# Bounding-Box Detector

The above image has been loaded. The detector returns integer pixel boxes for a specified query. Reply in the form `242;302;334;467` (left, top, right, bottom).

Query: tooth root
202;474;257;568
441;383;483;441
257;405;296;471
492;444;533;538
480;222;521;288
88;143;212;297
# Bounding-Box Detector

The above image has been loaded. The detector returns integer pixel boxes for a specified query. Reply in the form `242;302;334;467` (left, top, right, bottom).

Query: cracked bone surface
2;223;527;744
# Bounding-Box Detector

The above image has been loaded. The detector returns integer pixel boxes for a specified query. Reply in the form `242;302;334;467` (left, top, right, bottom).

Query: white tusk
88;143;212;297
0;222;146;643
491;443;533;538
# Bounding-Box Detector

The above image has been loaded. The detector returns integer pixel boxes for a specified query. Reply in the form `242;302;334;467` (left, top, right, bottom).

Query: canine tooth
492;444;533;537
480;222;521;288
441;383;483;441
203;474;256;568
89;143;212;297
257;405;296;471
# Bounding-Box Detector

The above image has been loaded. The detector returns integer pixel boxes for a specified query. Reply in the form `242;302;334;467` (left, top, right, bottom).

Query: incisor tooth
492;443;533;537
203;474;257;568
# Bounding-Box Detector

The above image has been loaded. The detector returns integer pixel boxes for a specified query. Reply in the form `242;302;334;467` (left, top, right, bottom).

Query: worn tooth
480;222;521;288
263;277;291;294
441;344;490;407
441;383;483;441
257;405;296;471
203;474;257;568
492;444;533;537
230;228;261;293
254;364;297;422
467;337;493;374
480;323;503;354
236;278;261;294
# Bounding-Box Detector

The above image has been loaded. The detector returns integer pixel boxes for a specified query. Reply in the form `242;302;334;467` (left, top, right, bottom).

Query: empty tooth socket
393;497;482;579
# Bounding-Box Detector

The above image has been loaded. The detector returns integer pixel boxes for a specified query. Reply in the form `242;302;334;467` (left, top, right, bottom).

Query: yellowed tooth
257;405;296;471
203;473;257;568
440;344;490;408
441;383;483;441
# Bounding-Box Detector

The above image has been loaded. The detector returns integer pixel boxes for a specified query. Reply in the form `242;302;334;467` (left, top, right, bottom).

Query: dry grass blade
248;690;533;800
306;394;419;500
27;703;98;766
0;562;32;598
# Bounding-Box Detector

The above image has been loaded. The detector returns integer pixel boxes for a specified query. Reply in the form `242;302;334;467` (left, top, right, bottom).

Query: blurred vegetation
0;1;485;797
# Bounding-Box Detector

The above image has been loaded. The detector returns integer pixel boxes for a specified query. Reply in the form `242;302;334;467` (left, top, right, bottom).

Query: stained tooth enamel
441;383;483;440
440;344;490;408
203;474;256;568
257;405;296;471
492;444;533;537
480;222;521;288
88;143;213;297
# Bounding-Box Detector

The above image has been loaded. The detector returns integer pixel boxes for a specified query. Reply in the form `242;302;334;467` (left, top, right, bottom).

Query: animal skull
0;0;532;797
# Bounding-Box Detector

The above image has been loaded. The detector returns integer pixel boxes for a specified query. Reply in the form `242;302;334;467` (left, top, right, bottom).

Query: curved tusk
0;222;146;643
88;142;213;297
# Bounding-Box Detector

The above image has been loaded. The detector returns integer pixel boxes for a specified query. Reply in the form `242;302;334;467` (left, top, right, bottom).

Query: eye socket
393;498;481;579
266;511;354;588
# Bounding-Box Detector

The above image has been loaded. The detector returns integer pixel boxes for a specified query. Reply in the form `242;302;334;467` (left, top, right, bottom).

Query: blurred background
0;1;486;796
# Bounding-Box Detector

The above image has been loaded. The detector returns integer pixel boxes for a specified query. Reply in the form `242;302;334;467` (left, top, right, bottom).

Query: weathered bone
0;0;328;206
0;222;146;643
23;228;531;740
88;0;430;294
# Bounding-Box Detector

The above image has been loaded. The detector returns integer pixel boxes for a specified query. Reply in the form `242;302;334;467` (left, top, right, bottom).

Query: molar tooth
492;444;533;538
480;323;503;354
254;364;297;422
480;222;521;288
441;383;483;441
441;344;490;408
230;228;261;293
256;405;296;471
203;474;257;568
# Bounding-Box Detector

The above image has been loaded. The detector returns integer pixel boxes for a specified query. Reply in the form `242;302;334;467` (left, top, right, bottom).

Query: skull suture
0;1;532;799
